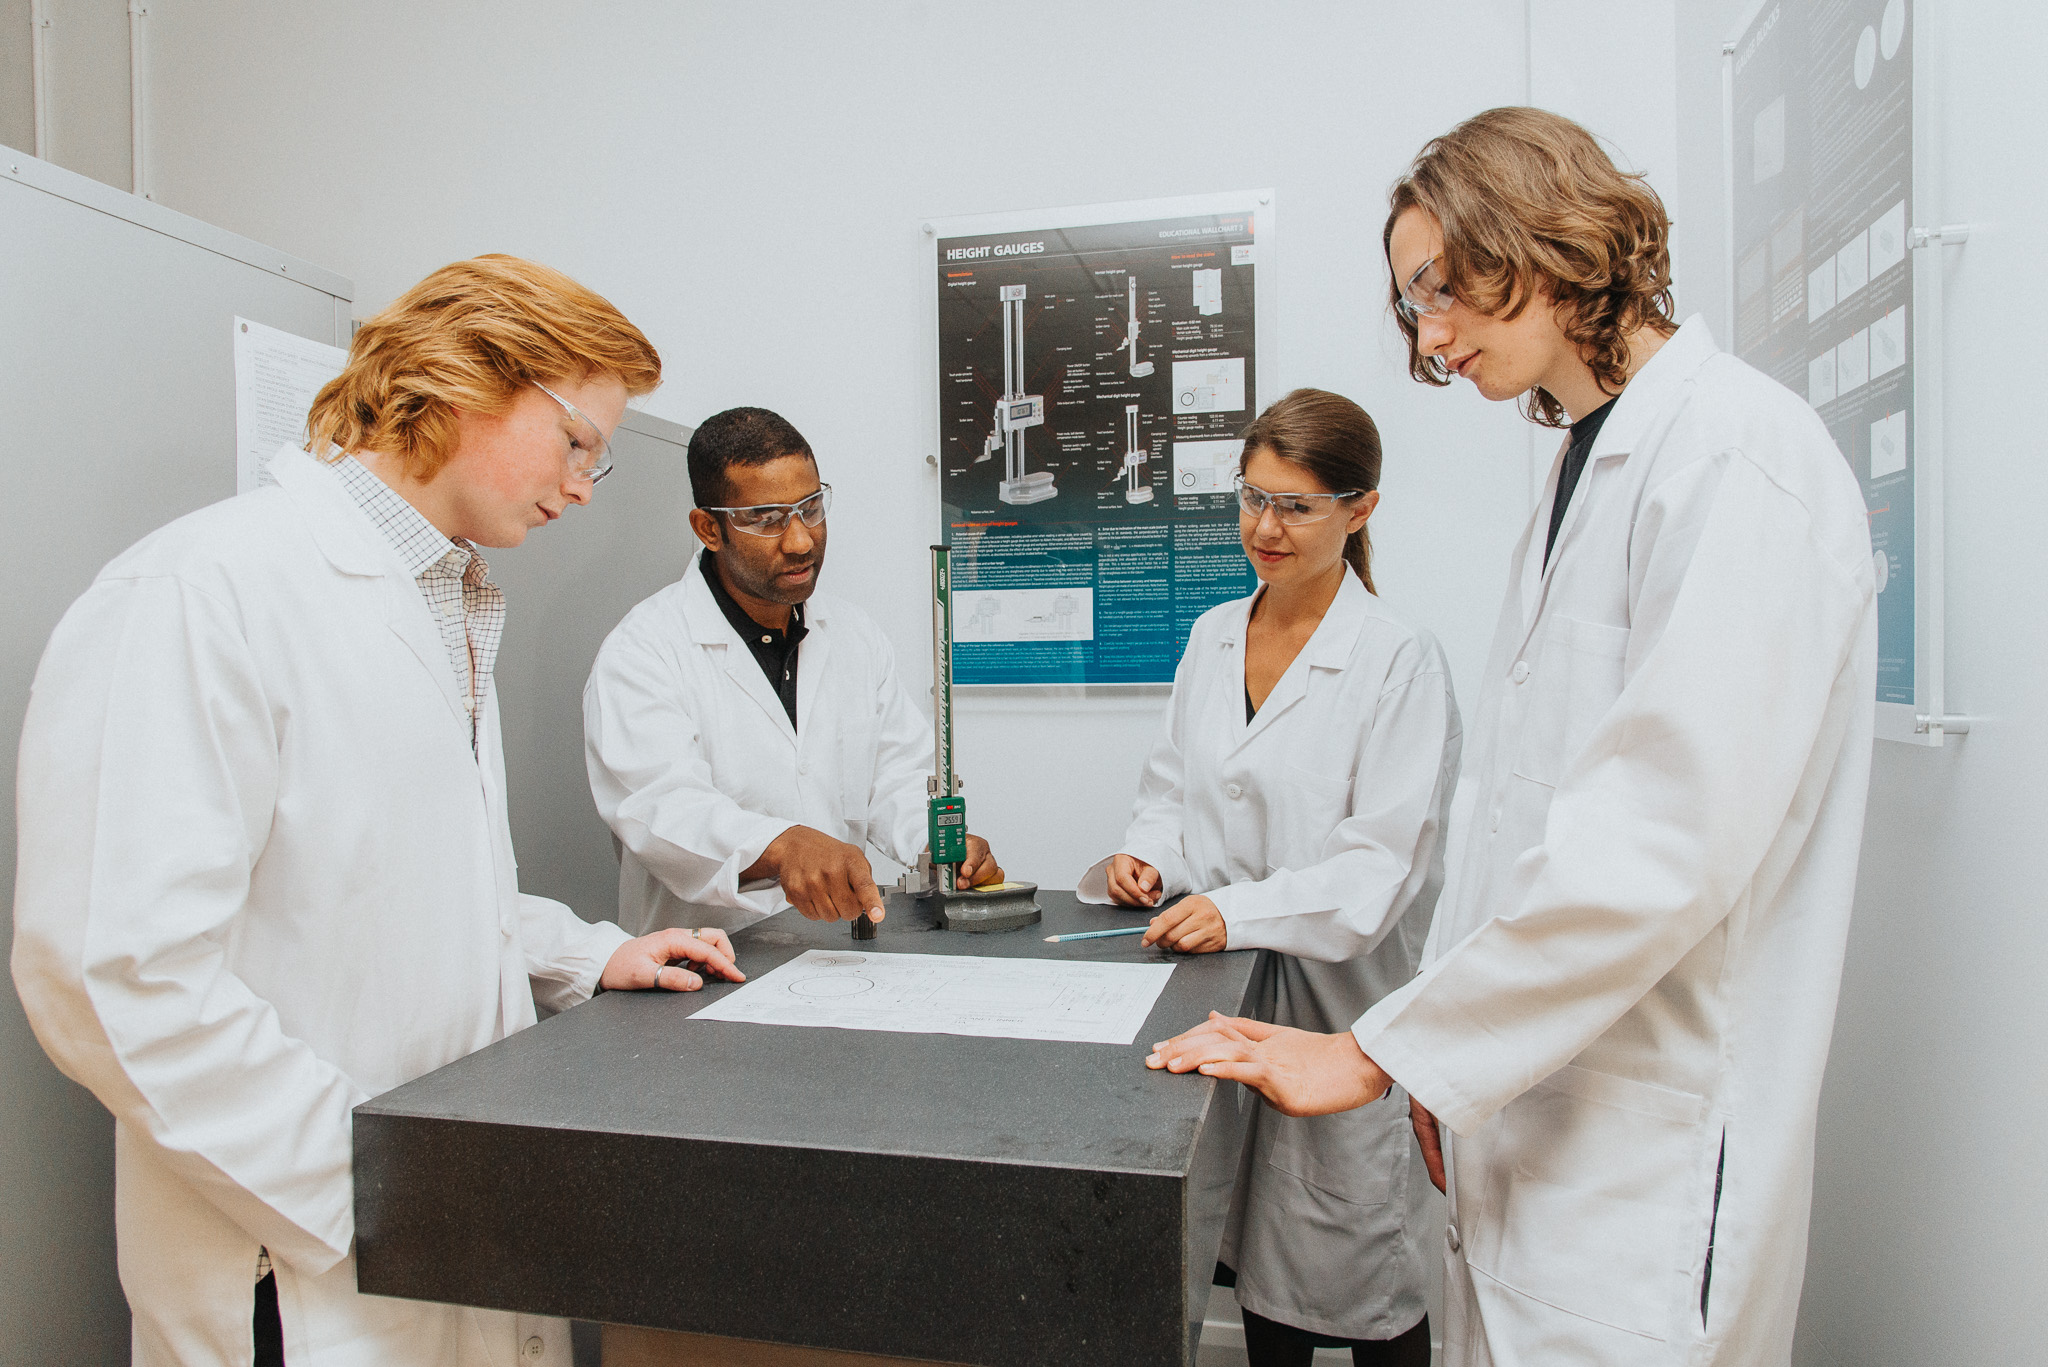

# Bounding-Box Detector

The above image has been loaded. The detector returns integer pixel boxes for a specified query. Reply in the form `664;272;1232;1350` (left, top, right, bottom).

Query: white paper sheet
234;317;347;493
691;949;1175;1045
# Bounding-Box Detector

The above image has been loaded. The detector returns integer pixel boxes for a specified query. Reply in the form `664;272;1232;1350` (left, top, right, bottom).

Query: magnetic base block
1125;486;1154;503
998;473;1058;505
934;881;1042;933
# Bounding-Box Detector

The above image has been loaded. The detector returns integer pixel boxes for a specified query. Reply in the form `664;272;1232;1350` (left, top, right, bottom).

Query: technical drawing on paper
951;587;1093;642
1172;357;1246;414
689;950;1176;1044
1173;438;1245;495
1193;268;1222;316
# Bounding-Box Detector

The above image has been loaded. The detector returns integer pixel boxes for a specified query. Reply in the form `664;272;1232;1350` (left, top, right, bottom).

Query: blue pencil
1043;925;1150;943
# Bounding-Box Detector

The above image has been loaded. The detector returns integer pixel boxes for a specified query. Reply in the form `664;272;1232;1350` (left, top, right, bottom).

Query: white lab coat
584;555;932;934
1352;319;1877;1366
1079;571;1462;1340
11;447;630;1367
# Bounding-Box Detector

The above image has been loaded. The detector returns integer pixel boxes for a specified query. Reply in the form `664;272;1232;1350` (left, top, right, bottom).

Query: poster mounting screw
926;453;937;467
922;222;935;236
1908;224;1971;248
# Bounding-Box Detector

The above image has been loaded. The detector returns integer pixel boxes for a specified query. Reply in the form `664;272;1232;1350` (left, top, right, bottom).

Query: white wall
136;0;1542;893
1670;3;2048;1363
35;3;2043;1362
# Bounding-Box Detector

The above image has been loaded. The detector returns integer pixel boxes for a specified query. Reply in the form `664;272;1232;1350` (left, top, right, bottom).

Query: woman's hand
1141;894;1228;953
601;926;744;993
1106;854;1163;907
1145;1013;1392;1117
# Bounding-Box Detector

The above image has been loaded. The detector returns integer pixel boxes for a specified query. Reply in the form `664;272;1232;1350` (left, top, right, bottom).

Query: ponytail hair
1237;388;1383;592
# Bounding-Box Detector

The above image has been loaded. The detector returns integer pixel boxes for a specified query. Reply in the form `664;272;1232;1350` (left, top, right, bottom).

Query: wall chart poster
931;197;1267;685
1730;0;1913;704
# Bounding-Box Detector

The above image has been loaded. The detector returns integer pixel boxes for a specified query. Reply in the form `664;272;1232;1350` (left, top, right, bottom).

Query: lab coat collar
271;445;471;728
269;445;400;579
1518;316;1721;629
1227;570;1371;751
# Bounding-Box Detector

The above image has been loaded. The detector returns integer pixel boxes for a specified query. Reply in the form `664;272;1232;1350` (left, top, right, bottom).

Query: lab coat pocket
1509;615;1631;789
1479;1065;1707;1340
1275;763;1354;854
1263;1095;1399;1208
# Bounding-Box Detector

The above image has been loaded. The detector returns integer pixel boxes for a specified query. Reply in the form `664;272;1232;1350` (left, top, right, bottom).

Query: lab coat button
798;761;809;775
1445;1223;1462;1254
1225;782;1242;799
523;1336;545;1359
1510;660;1531;684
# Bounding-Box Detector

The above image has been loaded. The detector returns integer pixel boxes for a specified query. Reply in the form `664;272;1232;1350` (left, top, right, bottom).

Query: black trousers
1241;1306;1431;1367
1217;1262;1430;1367
255;1271;285;1367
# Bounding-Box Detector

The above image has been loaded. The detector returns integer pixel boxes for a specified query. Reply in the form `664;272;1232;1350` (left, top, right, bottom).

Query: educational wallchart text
935;211;1262;684
233;317;346;493
1731;0;1913;703
690;949;1176;1045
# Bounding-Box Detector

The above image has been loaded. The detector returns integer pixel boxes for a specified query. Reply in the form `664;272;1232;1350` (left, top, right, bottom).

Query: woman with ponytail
1079;388;1460;1364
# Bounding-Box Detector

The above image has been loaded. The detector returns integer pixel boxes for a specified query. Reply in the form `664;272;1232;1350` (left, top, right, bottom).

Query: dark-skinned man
585;406;1003;934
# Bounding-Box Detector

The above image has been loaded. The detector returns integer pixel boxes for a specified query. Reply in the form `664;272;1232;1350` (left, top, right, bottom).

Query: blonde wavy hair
1385;107;1677;428
306;255;661;478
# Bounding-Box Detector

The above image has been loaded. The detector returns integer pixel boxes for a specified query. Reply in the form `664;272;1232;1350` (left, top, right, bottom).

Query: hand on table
1410;1095;1447;1193
1105;854;1162;907
956;835;1004;890
602;926;743;993
1141;894;1227;953
747;825;885;923
1145;1013;1391;1117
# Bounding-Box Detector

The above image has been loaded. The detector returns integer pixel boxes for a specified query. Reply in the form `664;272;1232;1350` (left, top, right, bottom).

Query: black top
701;552;807;729
1245;686;1256;724
1544;397;1617;568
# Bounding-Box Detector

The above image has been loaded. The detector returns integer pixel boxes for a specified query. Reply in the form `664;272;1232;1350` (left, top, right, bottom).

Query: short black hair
687;407;815;509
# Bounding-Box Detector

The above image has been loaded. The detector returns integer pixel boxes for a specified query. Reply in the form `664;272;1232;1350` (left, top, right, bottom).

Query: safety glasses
703;484;833;537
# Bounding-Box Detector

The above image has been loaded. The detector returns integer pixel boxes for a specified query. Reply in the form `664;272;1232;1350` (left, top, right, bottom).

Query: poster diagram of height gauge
1731;0;1914;704
931;196;1267;684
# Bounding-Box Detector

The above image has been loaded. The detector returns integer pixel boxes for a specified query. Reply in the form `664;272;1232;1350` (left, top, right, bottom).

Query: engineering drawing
1119;403;1153;504
982;284;1056;505
1122;276;1154;377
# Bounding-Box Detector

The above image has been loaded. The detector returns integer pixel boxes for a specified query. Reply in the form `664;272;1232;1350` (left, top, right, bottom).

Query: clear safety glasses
535;383;615;485
704;484;834;537
1235;474;1364;526
1393;255;1456;326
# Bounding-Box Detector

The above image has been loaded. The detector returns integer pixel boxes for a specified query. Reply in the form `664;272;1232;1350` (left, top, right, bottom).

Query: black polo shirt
701;553;807;730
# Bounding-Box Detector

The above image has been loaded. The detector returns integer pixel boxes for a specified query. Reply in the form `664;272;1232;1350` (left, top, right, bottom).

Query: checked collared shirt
329;454;505;755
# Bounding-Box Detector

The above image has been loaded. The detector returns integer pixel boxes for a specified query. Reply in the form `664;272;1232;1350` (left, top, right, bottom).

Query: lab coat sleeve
1352;451;1872;1137
1206;665;1458;961
859;630;937;871
1077;656;1195;904
583;625;797;918
519;893;633;1014
9;576;364;1273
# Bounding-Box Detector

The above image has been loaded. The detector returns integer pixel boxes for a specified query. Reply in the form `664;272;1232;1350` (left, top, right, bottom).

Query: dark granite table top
354;890;1262;1366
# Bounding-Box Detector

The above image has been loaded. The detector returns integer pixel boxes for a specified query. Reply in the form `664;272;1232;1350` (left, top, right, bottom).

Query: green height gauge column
927;544;967;872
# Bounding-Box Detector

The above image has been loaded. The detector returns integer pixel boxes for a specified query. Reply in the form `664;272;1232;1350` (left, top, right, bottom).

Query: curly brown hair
1384;107;1676;428
306;255;661;479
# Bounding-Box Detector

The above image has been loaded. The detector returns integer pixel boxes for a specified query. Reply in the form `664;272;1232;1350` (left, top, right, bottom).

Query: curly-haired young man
1152;108;1878;1367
